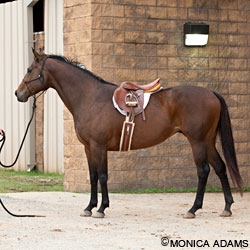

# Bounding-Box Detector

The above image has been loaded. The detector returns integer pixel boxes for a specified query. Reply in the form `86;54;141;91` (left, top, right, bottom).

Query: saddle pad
112;88;163;116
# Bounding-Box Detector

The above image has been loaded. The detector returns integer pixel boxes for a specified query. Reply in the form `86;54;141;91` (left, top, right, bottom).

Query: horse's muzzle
15;89;28;102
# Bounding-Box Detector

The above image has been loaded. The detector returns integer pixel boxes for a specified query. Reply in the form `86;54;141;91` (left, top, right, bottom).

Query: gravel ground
0;192;249;250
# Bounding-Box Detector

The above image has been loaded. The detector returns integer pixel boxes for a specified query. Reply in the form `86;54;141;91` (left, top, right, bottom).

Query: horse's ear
32;48;40;59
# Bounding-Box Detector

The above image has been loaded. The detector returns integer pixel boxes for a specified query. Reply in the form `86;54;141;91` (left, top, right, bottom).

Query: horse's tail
213;92;243;195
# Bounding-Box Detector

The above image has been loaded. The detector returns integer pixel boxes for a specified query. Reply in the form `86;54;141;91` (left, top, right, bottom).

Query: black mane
47;54;116;86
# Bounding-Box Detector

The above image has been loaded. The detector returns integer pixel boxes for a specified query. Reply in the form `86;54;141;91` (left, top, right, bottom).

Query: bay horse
15;50;243;219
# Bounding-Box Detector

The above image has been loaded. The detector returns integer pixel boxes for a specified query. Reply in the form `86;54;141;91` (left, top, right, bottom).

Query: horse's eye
27;68;32;73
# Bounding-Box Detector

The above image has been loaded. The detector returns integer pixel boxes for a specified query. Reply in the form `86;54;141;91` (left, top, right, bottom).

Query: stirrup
125;93;138;107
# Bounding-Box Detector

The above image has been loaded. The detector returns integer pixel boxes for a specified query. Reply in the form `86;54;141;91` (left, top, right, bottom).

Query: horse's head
15;49;49;102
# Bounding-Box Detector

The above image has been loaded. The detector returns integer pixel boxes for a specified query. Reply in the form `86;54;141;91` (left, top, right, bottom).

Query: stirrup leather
119;113;135;151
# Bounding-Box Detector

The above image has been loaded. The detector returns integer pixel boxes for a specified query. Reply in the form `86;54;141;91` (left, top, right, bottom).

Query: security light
184;22;209;46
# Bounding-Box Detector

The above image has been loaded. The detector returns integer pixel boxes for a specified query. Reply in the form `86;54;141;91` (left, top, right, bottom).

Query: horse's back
166;85;218;103
164;85;221;141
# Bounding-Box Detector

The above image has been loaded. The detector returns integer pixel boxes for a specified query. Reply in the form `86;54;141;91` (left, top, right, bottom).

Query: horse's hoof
92;211;105;218
183;212;195;219
80;210;92;217
220;210;232;217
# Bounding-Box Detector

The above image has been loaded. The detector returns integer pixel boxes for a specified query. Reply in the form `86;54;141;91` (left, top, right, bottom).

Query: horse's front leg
81;145;109;218
80;147;98;217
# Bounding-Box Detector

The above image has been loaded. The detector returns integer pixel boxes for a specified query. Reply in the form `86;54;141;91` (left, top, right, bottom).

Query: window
0;0;17;3
33;0;44;32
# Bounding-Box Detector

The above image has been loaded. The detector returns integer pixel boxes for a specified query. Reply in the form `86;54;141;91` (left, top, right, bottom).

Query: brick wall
63;0;250;192
63;0;92;191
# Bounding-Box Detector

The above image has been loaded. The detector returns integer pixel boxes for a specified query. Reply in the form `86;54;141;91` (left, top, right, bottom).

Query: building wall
63;0;250;192
0;0;64;173
63;0;92;190
0;0;35;171
43;0;64;174
33;0;64;174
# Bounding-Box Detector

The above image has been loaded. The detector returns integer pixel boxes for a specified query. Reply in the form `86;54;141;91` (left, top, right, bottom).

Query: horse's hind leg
184;142;210;219
208;146;234;217
95;166;109;218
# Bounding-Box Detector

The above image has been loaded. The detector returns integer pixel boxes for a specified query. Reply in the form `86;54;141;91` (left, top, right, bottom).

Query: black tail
213;92;243;195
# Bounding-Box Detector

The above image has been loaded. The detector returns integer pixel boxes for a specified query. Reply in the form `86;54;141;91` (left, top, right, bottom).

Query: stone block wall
63;0;92;191
63;0;250;192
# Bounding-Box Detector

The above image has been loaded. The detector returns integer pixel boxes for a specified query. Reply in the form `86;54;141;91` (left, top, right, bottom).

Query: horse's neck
47;59;100;115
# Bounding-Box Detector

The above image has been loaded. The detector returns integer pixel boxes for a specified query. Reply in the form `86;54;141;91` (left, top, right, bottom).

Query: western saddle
113;78;161;151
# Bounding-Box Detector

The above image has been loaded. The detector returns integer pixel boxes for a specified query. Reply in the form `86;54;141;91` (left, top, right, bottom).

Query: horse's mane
48;54;116;86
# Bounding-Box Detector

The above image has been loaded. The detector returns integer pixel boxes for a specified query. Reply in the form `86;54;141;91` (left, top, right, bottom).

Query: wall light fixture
184;22;209;46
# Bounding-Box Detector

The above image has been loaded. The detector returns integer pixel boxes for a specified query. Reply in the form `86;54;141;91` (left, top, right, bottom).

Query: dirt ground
0;192;249;250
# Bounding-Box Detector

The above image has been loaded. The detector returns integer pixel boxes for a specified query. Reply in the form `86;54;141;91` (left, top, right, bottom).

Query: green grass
111;186;250;194
0;169;64;193
111;187;206;194
1;169;249;194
